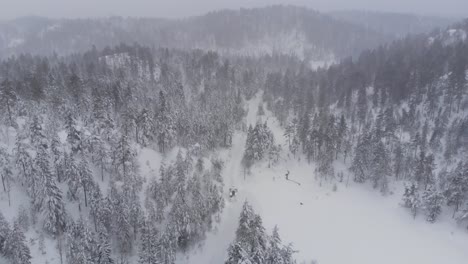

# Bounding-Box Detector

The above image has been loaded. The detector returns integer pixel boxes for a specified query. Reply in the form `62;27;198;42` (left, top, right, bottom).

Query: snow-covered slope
178;94;468;264
190;29;335;63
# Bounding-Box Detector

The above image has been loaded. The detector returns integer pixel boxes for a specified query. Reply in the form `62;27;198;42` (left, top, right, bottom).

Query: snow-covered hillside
191;29;335;64
177;94;468;264
0;6;390;60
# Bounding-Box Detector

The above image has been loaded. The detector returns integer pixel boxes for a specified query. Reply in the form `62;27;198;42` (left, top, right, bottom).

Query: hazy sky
1;0;467;19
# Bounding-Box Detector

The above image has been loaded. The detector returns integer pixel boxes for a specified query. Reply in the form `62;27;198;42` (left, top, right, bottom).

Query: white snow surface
177;93;468;264
7;38;24;48
441;28;467;46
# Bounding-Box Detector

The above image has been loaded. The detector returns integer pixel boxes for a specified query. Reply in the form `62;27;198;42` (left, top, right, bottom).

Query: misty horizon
1;0;468;20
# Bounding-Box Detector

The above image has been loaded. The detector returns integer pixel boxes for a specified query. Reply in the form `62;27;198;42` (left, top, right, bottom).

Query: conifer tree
402;182;421;219
138;220;159;264
0;78;17;127
65;112;82;154
443;162;468;216
0;211;10;254
422;185;444;223
3;221;31;264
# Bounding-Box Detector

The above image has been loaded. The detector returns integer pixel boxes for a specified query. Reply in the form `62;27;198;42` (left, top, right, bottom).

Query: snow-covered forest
0;4;467;264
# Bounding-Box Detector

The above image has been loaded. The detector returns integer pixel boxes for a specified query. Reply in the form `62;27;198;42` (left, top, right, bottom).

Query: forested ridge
0;6;392;60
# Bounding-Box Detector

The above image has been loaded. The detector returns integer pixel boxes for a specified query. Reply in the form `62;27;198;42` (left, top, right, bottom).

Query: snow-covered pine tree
243;122;275;169
0;211;10;255
50;135;64;183
226;243;252;264
66;220;91;264
350;131;372;183
422;185;444;223
136;108;154;146
393;144;403;180
284;119;298;151
157;228;176;264
227;203;296;264
169;187;191;250
0;78;17;128
65;112;82;155
265;226;285;264
249;214;268;263
89;134;109;181
138;220;159;264
41;161;67;235
79;159;95;208
270;226;296;264
110;185;133;257
0;147;13;205
187;175;206;236
402;182;421;219
371;140;391;194
443;162;468;217
95;229;114;264
66;155;82;204
268;144;281;167
232;202;268;263
14;132;33;188
156;91;175;153
414;150;426;184
113;133;140;188
336;114;348;159
3;220;31;264
357;86;367;128
127;191;144;241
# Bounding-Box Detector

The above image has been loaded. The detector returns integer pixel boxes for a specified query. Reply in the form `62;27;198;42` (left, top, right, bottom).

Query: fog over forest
1;0;467;19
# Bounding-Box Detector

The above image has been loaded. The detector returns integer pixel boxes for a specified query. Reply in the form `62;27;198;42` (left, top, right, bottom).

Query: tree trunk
135;126;139;144
6;100;12;127
57;234;64;264
20;162;27;186
56;166;61;183
101;160;104;182
453;203;459;218
1;175;6;192
93;210;98;232
83;183;88;207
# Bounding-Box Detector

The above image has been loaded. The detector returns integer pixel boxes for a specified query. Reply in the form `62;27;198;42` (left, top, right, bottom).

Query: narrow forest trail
176;94;262;264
